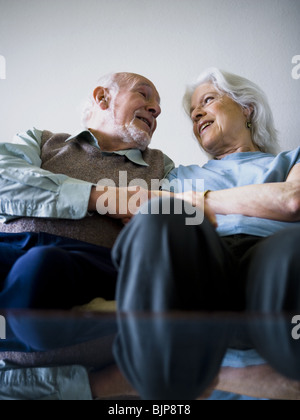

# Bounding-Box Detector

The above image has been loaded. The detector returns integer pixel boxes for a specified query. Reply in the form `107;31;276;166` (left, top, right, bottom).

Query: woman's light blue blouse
165;148;300;237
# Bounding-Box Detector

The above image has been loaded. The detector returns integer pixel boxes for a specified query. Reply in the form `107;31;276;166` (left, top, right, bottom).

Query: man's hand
88;186;149;220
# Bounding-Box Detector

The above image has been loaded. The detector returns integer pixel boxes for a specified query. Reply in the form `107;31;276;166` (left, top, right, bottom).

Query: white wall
0;0;299;167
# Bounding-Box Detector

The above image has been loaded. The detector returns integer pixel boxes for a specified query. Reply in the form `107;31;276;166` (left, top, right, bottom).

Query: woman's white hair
183;68;280;155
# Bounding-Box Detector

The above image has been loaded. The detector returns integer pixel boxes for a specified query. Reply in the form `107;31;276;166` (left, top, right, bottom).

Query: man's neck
89;128;137;152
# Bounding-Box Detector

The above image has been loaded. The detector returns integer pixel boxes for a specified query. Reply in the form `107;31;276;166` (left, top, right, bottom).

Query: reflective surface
0;310;299;400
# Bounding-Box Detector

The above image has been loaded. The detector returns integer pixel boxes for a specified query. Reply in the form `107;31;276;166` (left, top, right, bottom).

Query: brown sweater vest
0;131;166;248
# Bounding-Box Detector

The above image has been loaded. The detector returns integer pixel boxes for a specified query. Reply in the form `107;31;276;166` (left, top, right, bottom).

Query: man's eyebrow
135;83;161;104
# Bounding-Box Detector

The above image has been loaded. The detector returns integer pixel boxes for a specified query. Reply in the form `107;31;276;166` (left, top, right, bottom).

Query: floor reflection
0;311;299;400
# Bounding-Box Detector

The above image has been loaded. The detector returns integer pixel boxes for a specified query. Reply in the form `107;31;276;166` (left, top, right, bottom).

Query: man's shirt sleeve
0;128;93;222
0;362;93;400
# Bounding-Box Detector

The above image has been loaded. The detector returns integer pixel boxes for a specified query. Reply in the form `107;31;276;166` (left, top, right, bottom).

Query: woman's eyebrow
190;92;217;114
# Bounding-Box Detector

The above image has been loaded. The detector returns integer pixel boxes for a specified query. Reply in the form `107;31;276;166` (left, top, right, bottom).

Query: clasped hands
88;186;217;227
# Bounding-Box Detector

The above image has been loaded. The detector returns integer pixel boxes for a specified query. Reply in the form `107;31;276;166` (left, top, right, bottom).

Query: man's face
110;76;161;150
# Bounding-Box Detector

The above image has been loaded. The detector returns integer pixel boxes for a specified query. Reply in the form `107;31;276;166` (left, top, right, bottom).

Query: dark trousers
113;198;300;314
0;232;117;309
112;198;300;397
1;199;299;314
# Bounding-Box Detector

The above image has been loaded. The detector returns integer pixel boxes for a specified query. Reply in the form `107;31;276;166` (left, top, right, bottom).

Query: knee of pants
147;196;204;224
23;245;68;266
113;197;208;267
10;246;73;283
135;197;193;226
2;246;75;309
124;197;206;239
247;229;300;312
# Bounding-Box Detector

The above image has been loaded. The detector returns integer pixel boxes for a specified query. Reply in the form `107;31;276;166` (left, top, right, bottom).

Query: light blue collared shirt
0;128;174;223
66;130;151;167
0;361;92;400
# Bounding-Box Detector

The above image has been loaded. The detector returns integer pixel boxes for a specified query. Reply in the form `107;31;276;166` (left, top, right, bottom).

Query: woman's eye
204;96;214;104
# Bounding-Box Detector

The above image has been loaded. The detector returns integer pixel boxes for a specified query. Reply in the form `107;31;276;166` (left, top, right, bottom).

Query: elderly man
0;72;174;309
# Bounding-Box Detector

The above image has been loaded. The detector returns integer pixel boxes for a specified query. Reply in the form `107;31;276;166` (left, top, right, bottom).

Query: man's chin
125;127;152;151
133;136;151;151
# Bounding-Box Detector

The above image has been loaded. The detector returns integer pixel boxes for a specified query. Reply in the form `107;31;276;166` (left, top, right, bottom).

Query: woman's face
190;83;252;156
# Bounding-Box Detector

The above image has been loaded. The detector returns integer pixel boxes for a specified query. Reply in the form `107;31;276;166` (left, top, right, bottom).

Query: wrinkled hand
89;186;217;228
150;190;218;228
174;191;218;228
89;186;149;221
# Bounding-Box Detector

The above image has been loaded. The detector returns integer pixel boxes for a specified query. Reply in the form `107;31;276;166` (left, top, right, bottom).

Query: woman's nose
191;107;206;122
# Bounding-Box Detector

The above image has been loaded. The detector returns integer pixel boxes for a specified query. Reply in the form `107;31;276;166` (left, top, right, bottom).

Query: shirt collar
66;130;149;167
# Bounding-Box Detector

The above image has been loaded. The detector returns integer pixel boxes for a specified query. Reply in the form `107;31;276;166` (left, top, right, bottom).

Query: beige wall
0;0;299;167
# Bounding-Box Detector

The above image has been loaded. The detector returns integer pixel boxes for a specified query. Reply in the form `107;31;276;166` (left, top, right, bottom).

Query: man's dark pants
0;232;117;309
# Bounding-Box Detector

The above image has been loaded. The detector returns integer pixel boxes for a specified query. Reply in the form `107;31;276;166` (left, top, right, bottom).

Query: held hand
173;190;218;228
89;186;217;228
149;190;217;227
89;186;149;220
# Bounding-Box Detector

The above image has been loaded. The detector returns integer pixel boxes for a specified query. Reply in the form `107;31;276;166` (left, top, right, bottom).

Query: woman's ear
93;86;110;110
243;105;254;121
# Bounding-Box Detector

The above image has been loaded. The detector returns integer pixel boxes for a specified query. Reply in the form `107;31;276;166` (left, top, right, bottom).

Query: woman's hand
150;190;217;227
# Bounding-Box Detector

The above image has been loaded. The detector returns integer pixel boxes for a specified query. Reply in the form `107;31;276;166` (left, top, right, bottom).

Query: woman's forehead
190;83;218;113
192;83;218;100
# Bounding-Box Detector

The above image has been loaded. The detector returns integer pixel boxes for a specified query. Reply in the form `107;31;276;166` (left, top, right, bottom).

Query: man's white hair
81;72;153;151
183;68;280;155
81;72;144;128
81;73;119;128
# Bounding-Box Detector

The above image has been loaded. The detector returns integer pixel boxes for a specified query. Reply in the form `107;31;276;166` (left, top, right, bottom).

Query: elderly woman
111;69;300;400
114;68;300;315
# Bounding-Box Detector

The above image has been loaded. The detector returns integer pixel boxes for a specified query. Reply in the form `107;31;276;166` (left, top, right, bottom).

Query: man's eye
139;92;147;98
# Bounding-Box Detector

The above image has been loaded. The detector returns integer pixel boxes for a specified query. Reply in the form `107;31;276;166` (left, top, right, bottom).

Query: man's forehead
136;80;161;103
121;74;161;103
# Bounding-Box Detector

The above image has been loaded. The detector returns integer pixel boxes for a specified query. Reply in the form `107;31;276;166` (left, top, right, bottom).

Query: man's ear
93;86;110;110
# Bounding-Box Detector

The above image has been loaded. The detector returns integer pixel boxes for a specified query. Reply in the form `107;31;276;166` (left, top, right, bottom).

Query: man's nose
147;101;161;119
